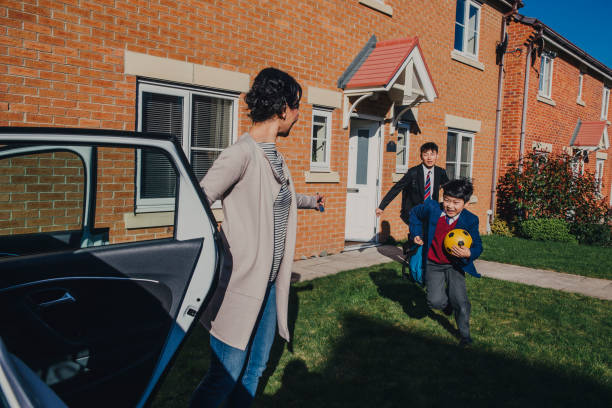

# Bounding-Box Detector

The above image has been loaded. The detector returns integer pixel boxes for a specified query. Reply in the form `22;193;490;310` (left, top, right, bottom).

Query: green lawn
480;235;612;280
152;262;612;408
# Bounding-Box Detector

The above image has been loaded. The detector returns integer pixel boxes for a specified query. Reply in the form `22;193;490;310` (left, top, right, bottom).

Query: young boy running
409;179;482;346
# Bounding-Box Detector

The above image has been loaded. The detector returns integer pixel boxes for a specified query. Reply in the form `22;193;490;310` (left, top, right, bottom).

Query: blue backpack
403;244;424;285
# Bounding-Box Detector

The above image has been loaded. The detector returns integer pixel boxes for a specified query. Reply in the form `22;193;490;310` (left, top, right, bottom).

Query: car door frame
0;127;222;407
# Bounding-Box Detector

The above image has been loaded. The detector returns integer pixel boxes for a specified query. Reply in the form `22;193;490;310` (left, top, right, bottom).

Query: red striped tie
424;171;431;200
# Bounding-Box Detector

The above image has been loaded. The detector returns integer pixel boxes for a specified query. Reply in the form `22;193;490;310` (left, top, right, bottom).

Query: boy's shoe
459;337;473;347
442;303;453;316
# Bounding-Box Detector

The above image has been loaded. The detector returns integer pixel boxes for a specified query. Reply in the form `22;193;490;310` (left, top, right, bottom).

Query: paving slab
291;245;612;301
475;259;612;301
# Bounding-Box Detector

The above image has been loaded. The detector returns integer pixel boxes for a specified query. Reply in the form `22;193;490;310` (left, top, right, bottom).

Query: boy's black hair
245;67;302;123
420;142;438;154
442;178;473;203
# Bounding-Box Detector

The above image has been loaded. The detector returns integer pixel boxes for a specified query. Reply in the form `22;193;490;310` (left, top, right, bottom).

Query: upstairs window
454;0;481;58
539;53;554;99
137;81;237;212
577;73;583;101
602;87;610;120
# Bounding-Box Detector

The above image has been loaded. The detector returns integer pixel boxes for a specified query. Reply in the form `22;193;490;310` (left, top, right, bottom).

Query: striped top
258;143;292;282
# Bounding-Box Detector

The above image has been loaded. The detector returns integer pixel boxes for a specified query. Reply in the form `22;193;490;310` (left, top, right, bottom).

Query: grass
480;235;612;280
151;262;612;408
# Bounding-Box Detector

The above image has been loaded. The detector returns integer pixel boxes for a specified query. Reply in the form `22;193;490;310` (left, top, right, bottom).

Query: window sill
391;172;406;183
450;50;484;71
537;94;556;106
359;0;393;16
532;141;552;153
124;211;174;229
305;171;340;183
576;98;586;106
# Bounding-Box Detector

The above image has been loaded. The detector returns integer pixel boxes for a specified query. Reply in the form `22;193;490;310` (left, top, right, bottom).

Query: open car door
0;128;220;407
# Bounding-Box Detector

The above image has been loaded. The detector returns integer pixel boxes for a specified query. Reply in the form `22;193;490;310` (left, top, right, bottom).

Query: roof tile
573;121;607;147
345;37;419;89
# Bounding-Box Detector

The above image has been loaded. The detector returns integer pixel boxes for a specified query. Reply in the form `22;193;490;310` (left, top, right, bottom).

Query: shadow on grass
255;312;611;408
259;283;313;392
370;268;459;339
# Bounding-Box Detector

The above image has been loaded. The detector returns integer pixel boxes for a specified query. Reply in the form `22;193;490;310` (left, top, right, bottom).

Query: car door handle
347;187;359;193
38;291;76;308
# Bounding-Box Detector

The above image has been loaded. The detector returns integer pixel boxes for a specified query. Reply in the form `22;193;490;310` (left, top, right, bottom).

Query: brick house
3;0;576;259
500;14;611;207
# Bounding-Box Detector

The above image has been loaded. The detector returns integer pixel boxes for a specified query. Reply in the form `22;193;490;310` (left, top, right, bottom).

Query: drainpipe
490;2;520;228
518;24;543;172
518;41;531;173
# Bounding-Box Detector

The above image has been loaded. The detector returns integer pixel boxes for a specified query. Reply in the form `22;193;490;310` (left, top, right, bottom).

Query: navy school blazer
378;165;449;224
409;199;483;278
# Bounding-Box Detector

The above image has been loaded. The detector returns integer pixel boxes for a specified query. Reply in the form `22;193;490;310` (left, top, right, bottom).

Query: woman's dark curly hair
245;67;302;123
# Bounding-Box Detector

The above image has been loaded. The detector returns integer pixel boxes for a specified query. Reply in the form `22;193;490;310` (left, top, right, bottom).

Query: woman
190;67;324;407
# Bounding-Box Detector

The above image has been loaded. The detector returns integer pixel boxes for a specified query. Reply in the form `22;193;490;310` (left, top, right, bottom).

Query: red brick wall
502;19;611;205
377;1;504;241
1;0;511;257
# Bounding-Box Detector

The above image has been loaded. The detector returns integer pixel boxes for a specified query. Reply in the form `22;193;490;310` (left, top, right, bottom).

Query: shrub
519;218;577;243
497;152;610;226
491;218;513;237
569;223;612;247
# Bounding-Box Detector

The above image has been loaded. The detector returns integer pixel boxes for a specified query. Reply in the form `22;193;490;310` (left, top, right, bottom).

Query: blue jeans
189;283;277;408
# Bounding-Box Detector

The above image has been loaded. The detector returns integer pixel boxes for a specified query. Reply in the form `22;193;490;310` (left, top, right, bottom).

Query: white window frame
538;54;554;99
446;129;475;180
595;158;605;194
310;107;332;172
137;81;238;212
395;125;410;173
454;0;481;59
601;86;610;120
577;73;583;100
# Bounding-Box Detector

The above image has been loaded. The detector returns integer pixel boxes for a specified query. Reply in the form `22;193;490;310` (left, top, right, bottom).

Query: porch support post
343;92;374;129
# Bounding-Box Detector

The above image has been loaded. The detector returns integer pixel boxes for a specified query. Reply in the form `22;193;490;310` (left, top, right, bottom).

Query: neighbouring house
500;14;611;206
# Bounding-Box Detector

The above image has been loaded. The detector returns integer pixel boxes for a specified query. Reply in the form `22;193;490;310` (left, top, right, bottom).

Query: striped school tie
424;170;431;200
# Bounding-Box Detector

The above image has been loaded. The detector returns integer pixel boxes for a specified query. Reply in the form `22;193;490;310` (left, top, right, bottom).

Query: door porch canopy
569;120;610;151
338;35;438;129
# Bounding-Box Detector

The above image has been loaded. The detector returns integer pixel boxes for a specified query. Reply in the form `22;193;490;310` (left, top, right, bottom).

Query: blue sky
520;0;612;69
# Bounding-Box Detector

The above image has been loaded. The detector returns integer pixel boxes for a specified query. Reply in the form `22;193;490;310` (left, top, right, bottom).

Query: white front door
345;119;382;242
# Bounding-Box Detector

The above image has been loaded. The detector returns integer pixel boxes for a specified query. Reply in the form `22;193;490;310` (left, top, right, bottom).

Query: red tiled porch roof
345;37;426;90
572;121;607;147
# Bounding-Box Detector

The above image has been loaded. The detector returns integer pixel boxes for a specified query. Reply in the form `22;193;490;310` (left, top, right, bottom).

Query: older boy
409;179;482;346
376;142;449;225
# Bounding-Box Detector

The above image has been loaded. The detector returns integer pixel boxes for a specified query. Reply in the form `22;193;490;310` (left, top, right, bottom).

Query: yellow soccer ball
443;229;472;253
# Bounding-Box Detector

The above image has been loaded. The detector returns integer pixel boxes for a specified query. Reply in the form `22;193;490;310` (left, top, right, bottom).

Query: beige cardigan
199;133;317;350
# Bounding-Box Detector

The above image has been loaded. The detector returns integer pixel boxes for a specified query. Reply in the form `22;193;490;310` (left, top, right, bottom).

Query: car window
0;145;178;258
0;151;85;237
94;147;175;244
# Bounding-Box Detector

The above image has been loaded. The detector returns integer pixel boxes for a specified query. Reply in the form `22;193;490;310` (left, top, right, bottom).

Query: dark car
0;127;221;407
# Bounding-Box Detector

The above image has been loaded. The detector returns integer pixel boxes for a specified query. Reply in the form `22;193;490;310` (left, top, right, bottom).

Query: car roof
0;127;176;142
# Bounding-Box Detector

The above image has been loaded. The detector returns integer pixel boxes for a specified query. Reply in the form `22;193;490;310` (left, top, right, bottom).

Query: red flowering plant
496;152;610;229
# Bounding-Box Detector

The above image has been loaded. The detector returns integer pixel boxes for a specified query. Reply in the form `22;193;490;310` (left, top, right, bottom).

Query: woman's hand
316;192;325;206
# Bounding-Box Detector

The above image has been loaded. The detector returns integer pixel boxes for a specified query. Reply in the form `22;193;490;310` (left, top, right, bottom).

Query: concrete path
291;245;612;301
